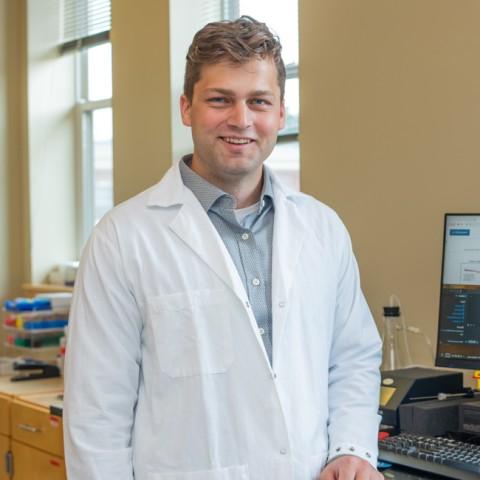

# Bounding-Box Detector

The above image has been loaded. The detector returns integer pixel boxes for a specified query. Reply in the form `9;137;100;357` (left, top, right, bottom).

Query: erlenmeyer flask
381;305;410;370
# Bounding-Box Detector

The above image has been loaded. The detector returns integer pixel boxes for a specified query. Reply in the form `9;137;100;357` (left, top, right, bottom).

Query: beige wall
0;0;28;354
0;0;28;303
111;0;172;204
299;0;480;369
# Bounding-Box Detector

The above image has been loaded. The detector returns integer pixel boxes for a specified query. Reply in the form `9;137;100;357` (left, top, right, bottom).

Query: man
64;16;383;480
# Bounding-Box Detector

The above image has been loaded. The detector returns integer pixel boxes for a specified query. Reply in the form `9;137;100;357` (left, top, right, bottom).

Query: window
77;42;113;241
60;0;113;247
225;0;300;189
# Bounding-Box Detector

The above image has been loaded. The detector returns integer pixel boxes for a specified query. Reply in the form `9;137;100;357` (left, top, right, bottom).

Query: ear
278;100;286;131
180;94;192;127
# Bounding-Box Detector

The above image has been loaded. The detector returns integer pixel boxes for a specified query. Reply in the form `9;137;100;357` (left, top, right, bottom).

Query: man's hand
318;455;383;480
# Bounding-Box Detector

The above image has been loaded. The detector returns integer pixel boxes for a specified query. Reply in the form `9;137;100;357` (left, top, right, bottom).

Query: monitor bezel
435;212;480;370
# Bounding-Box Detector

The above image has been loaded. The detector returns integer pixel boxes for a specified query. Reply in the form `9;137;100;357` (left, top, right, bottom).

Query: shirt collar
179;154;274;213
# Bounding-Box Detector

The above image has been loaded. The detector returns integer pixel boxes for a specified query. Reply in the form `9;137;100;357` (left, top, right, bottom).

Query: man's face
180;58;285;187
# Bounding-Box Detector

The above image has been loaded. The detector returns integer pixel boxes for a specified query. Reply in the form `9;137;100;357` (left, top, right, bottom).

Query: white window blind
194;0;235;25
60;0;111;52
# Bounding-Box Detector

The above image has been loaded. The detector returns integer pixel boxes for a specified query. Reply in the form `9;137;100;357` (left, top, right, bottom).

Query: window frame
75;42;113;250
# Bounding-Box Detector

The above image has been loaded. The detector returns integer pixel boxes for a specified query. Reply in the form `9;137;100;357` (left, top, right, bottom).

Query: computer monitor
436;213;480;370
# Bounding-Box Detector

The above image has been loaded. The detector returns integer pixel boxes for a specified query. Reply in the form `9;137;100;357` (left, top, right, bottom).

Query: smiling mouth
220;136;254;145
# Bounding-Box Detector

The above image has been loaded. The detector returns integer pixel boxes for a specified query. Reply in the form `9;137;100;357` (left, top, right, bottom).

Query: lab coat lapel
271;182;306;364
148;163;249;302
169;197;248;303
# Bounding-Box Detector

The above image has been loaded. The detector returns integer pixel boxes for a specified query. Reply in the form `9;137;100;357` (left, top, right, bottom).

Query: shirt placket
236;226;272;363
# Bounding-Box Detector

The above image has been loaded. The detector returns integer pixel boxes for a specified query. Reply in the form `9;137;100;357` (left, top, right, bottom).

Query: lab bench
0;376;64;479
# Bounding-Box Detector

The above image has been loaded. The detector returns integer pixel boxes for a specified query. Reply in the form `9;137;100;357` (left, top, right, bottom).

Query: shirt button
258;327;265;335
280;448;287;455
241;232;249;240
252;278;260;286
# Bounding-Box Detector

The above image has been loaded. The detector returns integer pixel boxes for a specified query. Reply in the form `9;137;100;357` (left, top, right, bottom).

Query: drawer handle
18;423;42;433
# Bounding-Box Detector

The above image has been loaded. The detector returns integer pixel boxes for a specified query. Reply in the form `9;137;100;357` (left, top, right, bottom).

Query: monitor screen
436;214;480;370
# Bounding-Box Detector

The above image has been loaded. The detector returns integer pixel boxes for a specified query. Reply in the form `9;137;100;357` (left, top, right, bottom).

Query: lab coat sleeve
64;218;142;480
326;219;382;468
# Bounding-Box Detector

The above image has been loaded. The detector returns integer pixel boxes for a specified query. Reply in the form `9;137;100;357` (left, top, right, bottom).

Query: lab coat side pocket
147;289;234;378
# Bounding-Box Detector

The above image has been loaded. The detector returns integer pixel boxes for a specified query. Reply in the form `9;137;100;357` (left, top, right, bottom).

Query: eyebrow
204;88;275;98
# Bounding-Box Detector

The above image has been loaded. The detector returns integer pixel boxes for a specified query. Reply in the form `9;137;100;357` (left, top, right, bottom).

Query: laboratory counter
0;375;64;479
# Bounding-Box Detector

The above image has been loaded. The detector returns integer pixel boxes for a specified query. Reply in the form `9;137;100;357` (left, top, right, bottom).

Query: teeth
222;137;251;144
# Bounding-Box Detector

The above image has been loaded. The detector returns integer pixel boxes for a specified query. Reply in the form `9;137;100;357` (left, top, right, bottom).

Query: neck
189;158;264;208
224;179;263;208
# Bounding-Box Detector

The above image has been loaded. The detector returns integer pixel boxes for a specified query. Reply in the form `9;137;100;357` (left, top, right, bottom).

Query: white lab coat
64;161;382;480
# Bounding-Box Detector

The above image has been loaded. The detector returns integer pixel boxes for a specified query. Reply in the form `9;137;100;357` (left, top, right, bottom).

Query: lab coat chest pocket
147;289;234;377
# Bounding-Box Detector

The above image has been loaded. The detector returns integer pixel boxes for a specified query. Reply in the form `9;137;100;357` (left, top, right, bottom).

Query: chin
222;160;261;176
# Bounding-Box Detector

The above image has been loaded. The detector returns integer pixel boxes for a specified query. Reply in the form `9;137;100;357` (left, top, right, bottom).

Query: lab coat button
278;301;286;308
258;327;265;335
280;448;287;455
245;300;250;308
272;372;277;379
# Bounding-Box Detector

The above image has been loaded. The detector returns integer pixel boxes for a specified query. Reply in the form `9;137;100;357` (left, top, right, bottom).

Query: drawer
0;394;10;436
11;440;65;480
0;434;10;480
11;399;63;457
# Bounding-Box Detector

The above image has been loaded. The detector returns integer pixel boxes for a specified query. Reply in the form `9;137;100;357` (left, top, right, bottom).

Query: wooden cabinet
11;392;65;480
11;441;65;480
0;377;64;480
11;396;63;457
0;378;62;439
0;394;10;437
0;434;10;480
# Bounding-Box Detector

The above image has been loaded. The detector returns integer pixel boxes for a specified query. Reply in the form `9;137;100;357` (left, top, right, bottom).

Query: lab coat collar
145;160;302;208
146;160;249;309
146;160;194;207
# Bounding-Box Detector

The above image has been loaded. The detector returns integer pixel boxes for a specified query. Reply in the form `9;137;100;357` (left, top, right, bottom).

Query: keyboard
378;433;480;480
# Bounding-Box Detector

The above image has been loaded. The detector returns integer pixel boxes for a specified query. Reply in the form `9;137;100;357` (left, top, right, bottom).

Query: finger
353;470;369;480
337;465;356;480
318;468;335;480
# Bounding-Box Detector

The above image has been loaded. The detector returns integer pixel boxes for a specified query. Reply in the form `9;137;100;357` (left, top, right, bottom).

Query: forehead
193;58;280;96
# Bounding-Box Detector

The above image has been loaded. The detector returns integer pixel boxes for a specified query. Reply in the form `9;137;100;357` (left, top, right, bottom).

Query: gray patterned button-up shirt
179;155;274;364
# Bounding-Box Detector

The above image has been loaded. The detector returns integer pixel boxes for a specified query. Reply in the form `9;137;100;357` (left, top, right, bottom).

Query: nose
227;102;252;130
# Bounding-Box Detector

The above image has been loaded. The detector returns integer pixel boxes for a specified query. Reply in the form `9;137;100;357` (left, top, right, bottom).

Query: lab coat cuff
328;442;378;469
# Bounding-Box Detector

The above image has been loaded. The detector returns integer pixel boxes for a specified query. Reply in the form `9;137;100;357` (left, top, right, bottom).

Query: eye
249;98;271;107
207;96;229;105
